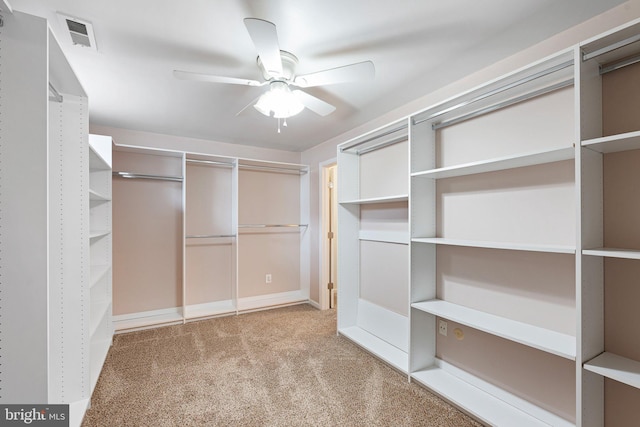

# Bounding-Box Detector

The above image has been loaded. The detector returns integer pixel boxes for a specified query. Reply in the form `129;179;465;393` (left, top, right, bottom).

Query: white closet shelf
90;300;111;338
89;189;111;201
339;326;408;373
411;146;575;179
411;237;575;254
412;360;575;427
581;130;640;153
339;194;409;205
90;264;111;289
412;299;576;360
583;247;640;259
359;230;409;245
584;352;640;389
89;146;111;170
89;230;111;240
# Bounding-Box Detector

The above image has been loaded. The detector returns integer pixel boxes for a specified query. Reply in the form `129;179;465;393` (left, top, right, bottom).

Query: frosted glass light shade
254;81;305;118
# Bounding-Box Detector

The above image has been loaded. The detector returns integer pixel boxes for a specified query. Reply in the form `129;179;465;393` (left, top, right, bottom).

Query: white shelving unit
578;18;640;426
409;49;578;425
337;18;640;425
110;146;310;332
339;47;583;425
0;10;100;426
411;237;575;254
412;300;576;359
337;121;410;373
88;134;114;393
184;154;237;322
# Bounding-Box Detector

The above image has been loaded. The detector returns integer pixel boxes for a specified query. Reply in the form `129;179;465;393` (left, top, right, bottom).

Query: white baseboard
184;299;236;320
113;291;310;332
113;307;183;333
237;290;308;312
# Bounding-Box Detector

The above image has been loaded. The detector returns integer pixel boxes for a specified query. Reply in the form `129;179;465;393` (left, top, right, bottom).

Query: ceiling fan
174;18;375;131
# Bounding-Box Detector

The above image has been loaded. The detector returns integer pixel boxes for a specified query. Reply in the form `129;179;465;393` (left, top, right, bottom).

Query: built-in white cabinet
338;18;640;426
0;10;108;427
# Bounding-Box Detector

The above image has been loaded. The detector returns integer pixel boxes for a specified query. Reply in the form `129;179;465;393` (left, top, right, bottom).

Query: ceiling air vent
57;13;97;51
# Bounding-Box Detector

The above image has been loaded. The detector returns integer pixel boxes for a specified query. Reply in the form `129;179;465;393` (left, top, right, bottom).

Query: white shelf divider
359;230;409;245
583;247;640;260
411;146;575;179
411;237;575;254
339;194;409;205
90;264;111;289
581;130;640;153
412;299;576;360
89;301;111;338
89;189;111;201
89;230;111;240
339;326;408;373
584;352;640;389
412;359;575;427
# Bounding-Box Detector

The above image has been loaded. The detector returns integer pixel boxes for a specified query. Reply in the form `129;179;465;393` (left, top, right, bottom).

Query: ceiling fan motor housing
258;50;299;81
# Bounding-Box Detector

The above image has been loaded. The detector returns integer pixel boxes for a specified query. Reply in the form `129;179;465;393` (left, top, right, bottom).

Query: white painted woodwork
413;300;576;359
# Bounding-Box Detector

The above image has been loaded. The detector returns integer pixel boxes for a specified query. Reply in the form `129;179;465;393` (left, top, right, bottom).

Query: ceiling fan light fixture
254;81;304;119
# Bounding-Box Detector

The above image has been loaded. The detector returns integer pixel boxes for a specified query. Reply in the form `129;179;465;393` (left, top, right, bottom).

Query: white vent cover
57;13;97;51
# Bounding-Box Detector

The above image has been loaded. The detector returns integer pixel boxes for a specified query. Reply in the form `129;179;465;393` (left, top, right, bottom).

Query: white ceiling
12;0;625;151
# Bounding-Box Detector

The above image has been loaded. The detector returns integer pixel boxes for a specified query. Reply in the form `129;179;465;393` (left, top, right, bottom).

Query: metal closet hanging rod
432;79;573;131
340;124;408;153
113;172;183;182
599;52;640;74
238;164;308;174
186;159;235;167
238;224;309;228
412;59;573;127
583;33;640;61
185;234;236;239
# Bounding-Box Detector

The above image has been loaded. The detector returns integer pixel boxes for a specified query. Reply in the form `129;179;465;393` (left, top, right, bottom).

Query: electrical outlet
265;274;272;284
438;320;447;336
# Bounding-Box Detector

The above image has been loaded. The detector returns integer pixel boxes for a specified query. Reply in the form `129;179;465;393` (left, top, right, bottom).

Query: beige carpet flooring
82;304;482;426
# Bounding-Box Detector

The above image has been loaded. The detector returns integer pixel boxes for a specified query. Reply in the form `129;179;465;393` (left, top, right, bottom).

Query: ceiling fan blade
173;70;264;86
235;95;263;116
244;18;283;77
293;61;375;88
293;90;336;116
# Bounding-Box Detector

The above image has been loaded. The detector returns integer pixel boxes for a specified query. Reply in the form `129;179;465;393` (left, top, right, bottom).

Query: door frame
319;158;337;310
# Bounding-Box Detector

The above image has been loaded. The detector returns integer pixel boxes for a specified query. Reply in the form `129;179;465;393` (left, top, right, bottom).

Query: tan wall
238;168;301;298
185;163;234;305
112;151;183;315
436;320;576;421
